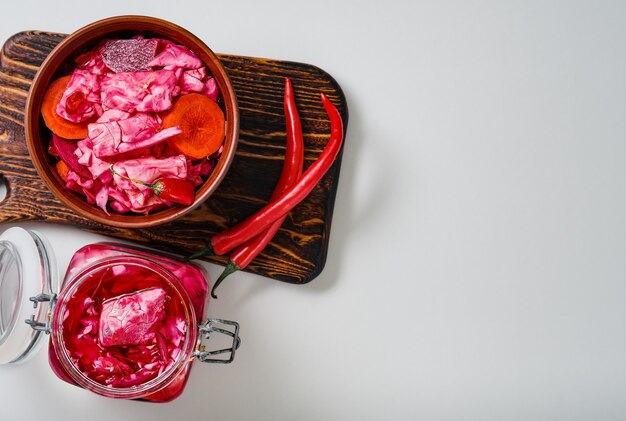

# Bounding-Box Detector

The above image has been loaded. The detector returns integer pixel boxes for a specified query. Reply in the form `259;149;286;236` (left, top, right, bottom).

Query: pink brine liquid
49;243;208;402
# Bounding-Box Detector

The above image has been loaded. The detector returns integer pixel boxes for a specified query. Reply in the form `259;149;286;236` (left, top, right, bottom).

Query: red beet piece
51;134;91;178
100;38;159;73
98;287;168;347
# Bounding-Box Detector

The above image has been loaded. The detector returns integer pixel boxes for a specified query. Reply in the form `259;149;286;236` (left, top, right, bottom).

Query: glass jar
0;227;240;402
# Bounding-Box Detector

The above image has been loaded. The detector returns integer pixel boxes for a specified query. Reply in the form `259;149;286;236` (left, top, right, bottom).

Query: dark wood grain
0;31;348;284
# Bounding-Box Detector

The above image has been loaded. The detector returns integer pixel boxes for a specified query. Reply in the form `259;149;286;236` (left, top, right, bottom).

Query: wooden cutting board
0;31;348;284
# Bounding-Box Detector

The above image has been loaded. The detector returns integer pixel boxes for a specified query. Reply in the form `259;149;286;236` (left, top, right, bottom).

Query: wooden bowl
24;16;239;228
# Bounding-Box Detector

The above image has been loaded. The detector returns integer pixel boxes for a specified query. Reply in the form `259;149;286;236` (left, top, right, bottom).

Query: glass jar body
48;243;209;402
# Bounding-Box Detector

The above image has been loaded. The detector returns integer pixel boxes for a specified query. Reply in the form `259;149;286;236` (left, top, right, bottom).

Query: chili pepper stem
109;164;155;188
186;243;216;260
211;260;240;299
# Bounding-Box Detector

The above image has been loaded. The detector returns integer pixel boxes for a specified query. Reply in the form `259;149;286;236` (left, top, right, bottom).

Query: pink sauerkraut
59;263;190;389
48;36;222;214
98;287;168;347
48;243;209;401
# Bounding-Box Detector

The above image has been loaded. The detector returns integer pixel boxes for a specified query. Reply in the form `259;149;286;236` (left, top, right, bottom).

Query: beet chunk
52;134;91;178
100;38;159;73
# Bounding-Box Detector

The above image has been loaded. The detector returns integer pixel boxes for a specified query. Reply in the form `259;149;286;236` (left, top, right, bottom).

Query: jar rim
51;256;197;399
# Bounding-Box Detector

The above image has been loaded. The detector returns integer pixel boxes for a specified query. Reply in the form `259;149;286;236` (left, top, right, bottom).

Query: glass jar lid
0;227;58;364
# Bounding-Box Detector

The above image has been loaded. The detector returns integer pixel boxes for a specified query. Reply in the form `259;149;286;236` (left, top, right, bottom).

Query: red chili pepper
152;178;196;206
65;91;85;114
110;165;196;206
209;78;304;298
189;91;343;259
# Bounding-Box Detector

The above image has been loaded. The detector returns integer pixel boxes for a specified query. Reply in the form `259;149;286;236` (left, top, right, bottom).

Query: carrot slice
162;93;225;159
41;76;90;140
56;160;69;183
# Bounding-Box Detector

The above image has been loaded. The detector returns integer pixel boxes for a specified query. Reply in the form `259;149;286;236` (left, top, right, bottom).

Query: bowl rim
25;15;239;228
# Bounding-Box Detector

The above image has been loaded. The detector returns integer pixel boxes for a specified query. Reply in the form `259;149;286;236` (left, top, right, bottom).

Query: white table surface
1;1;625;420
